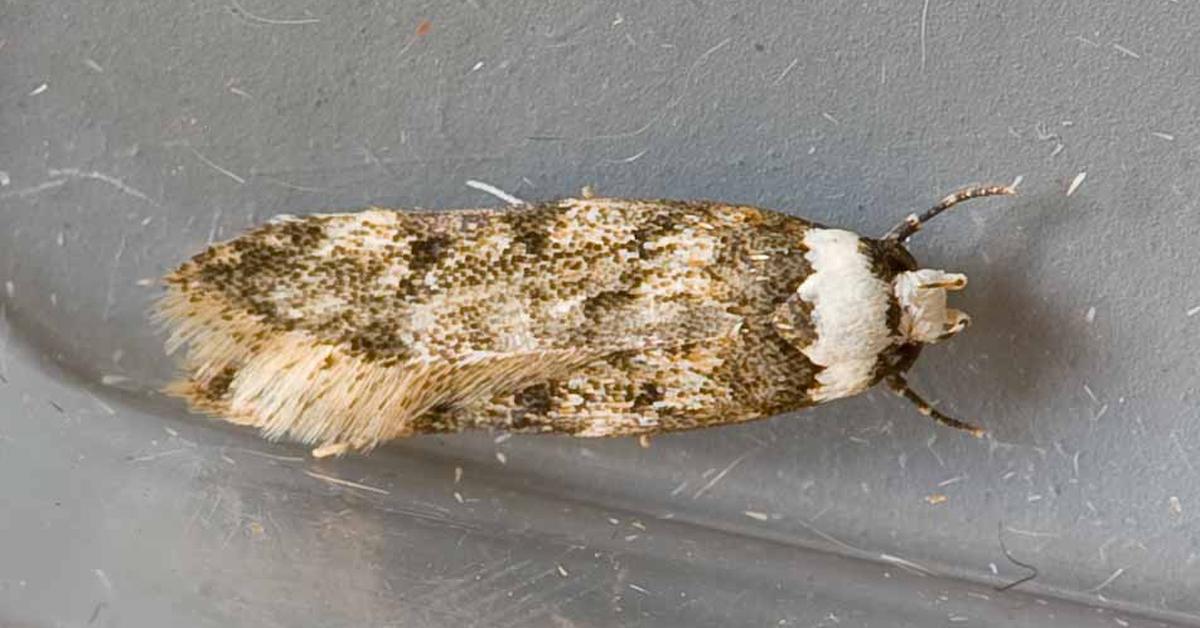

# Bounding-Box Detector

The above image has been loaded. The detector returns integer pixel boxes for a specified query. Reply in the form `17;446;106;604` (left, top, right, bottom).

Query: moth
157;184;1014;454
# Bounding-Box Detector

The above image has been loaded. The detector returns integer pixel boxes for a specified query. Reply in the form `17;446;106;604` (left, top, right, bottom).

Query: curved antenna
884;184;1016;242
886;374;985;438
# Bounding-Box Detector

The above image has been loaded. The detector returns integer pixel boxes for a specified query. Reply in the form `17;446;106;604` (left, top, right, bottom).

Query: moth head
892;268;970;344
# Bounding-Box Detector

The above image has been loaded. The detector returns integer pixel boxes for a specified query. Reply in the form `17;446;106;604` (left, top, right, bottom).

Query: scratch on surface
1112;43;1140;59
602;149;649;164
129;448;188;463
692;450;752;499
1003;526;1061;538
795;518;866;555
919;0;931;71
186;147;246;184
48;168;157;205
0;179;65;200
228;0;319;26
1170;432;1196;474
207;209;224;244
258;175;327;192
880;553;932;576
236;447;304;462
542;37;731;142
772;57;799;86
1085;567;1127;594
304;470;390;495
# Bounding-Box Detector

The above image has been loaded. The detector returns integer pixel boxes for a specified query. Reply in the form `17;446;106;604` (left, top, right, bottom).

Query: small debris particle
311;442;349;458
1112;43;1140;59
628;583;649;594
495;451;507;465
743;510;770;521
925;493;949;505
415;19;432;37
101;374;130;386
30;83;48;96
607;517;620;526
948;616;969;623
1027;494;1043;503
4;281;12;298
493;432;512;444
630;520;646;531
1086;307;1096;324
453;491;464;504
454;466;463;483
989;563;999;575
1010;175;1024;190
1067;172;1087;196
465;179;525;205
821;112;840;125
1114;618;1130;627
84;58;104;73
1151;131;1176;141
0;171;9;186
937;475;965;487
1169;495;1182;515
557;564;569;577
135;278;156;287
471;61;484;72
1186;305;1200;317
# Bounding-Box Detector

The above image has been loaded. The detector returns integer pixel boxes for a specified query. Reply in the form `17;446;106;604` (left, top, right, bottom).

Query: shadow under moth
157;184;1014;455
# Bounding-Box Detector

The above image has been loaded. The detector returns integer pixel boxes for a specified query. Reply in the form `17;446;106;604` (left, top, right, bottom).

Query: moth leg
885;375;985;438
884;185;1016;242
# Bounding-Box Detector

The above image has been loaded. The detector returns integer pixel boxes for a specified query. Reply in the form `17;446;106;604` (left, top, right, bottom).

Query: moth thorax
893;269;970;344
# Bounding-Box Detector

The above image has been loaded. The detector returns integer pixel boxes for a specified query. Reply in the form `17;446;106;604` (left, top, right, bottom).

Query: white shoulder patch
796;229;893;402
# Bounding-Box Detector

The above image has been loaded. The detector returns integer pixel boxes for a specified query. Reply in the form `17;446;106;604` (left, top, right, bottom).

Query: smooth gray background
2;1;1199;626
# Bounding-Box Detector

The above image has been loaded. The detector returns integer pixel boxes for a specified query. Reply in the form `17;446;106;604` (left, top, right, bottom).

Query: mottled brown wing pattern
159;198;812;449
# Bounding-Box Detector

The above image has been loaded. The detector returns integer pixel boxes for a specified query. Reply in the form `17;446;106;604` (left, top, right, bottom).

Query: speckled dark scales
158;188;1013;451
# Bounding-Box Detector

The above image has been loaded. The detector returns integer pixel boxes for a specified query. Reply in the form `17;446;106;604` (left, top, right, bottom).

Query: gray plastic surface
3;1;1199;626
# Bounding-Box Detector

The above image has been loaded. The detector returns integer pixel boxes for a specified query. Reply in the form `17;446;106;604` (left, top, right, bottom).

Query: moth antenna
884;184;1016;242
885;374;985;438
